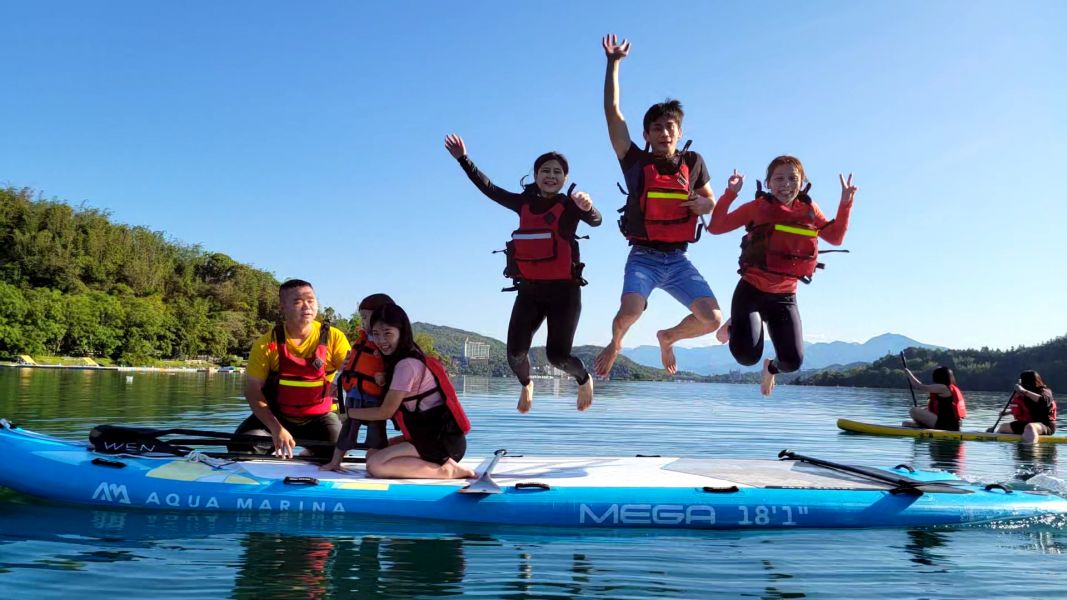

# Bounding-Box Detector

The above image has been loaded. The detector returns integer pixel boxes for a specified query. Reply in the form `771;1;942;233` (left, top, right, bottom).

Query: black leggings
728;279;803;375
507;282;589;386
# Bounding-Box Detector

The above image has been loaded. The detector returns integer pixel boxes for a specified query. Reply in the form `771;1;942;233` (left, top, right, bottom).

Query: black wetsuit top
457;155;603;262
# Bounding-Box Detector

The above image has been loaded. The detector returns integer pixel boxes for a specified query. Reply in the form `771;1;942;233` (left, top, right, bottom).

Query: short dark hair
534;152;569;176
643;99;684;133
359;293;395;313
279;279;314;298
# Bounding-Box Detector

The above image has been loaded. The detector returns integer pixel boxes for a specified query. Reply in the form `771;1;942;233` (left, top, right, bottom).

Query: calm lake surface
1;368;1065;599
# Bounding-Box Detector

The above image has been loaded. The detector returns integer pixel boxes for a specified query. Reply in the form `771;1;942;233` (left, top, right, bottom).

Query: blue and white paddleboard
1;420;1064;529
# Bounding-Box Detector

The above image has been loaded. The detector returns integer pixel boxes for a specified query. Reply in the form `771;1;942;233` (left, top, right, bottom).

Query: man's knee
690;298;723;329
617;294;646;322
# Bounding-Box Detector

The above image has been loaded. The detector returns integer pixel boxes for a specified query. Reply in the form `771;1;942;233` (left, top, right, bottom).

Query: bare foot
760;358;776;396
593;345;620;378
444;458;477;479
517;382;533;413
577;377;594;411
656;330;677;374
715;319;731;344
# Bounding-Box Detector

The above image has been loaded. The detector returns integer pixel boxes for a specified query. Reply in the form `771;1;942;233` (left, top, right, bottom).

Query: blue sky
2;1;1064;351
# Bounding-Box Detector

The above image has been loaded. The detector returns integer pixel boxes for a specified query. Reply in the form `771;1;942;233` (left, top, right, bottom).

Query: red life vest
927;384;967;421
265;322;335;418
504;200;577;283
1010;389;1057;425
738;187;826;284
338;331;384;399
392;356;471;442
618;144;701;244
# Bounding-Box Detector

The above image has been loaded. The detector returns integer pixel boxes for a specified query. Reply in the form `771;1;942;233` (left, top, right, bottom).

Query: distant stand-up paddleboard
837;418;1066;444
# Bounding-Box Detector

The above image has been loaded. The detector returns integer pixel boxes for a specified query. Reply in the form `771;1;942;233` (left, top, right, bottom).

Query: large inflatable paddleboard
2;420;1064;529
837;418;1067;444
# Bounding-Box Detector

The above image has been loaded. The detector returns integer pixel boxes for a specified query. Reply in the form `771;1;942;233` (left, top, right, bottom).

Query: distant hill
622;333;943;375
413;322;704;381
794;335;1067;392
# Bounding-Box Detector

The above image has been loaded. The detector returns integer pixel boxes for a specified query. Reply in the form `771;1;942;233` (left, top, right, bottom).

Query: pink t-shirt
390;358;444;411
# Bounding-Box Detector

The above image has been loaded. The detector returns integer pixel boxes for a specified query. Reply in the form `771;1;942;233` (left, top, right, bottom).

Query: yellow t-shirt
246;321;352;381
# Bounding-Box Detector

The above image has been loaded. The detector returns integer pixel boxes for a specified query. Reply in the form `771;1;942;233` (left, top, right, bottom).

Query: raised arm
903;368;949;395
445;133;525;212
818;173;857;245
602;34;632;160
570;190;603;226
708;170;748;234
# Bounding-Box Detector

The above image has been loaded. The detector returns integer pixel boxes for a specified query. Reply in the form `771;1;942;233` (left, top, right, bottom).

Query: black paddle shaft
987;392;1017;433
900;352;918;407
778;449;971;495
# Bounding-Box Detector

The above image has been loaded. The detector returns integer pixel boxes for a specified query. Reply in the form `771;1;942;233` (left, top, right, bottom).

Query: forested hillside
0;187;280;364
795;337;1067;391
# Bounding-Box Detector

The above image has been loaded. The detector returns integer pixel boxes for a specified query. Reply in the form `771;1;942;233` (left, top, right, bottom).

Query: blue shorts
622;246;715;308
343;389;382;411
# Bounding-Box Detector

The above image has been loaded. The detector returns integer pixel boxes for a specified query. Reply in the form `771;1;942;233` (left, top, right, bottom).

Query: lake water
1;368;1065;599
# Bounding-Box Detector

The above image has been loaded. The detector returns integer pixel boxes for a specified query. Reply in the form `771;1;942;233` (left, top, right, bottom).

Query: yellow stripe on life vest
647;191;689;200
774;224;818;237
278;379;326;388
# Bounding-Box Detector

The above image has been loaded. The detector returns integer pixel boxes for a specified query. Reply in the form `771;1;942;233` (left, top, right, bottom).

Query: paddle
986;390;1017;433
89;424;347;457
900;352;918;407
777;449;972;495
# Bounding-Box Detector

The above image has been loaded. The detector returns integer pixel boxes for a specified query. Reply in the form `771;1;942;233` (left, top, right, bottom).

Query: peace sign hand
444;134;467;159
602;34;631;61
839;173;857;208
727;169;744;194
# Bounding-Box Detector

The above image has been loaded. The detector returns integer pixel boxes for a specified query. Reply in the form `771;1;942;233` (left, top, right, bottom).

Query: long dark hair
368;303;424;388
932;366;956;387
1020;370;1048;394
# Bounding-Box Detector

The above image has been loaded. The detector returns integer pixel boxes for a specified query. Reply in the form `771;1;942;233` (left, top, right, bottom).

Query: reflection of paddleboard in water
2;421;1067;529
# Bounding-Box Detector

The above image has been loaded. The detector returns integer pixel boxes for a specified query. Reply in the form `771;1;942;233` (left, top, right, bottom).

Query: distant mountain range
621;333;944;375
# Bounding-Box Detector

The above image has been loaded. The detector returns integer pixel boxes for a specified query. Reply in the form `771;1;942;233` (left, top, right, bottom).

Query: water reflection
904;529;950;567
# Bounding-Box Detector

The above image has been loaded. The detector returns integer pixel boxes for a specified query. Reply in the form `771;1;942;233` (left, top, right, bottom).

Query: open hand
602;34;630;61
444;134;467;159
727;169;744;194
839;173;857;207
272;427;296;459
681;194;714;215
571;190;593;212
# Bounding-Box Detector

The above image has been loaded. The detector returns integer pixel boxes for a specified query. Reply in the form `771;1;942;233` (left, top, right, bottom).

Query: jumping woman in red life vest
345;303;475;480
995;370;1057;443
902;366;968;431
708;157;856;396
445;134;601;414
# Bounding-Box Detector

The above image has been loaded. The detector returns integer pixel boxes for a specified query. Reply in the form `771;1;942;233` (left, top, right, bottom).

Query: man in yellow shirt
232;279;351;458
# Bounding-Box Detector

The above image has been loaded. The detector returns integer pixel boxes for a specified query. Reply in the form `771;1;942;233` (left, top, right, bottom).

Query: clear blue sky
2;1;1064;351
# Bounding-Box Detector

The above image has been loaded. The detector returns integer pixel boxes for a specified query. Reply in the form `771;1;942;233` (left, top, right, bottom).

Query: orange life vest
338;330;384;400
618;142;702;244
